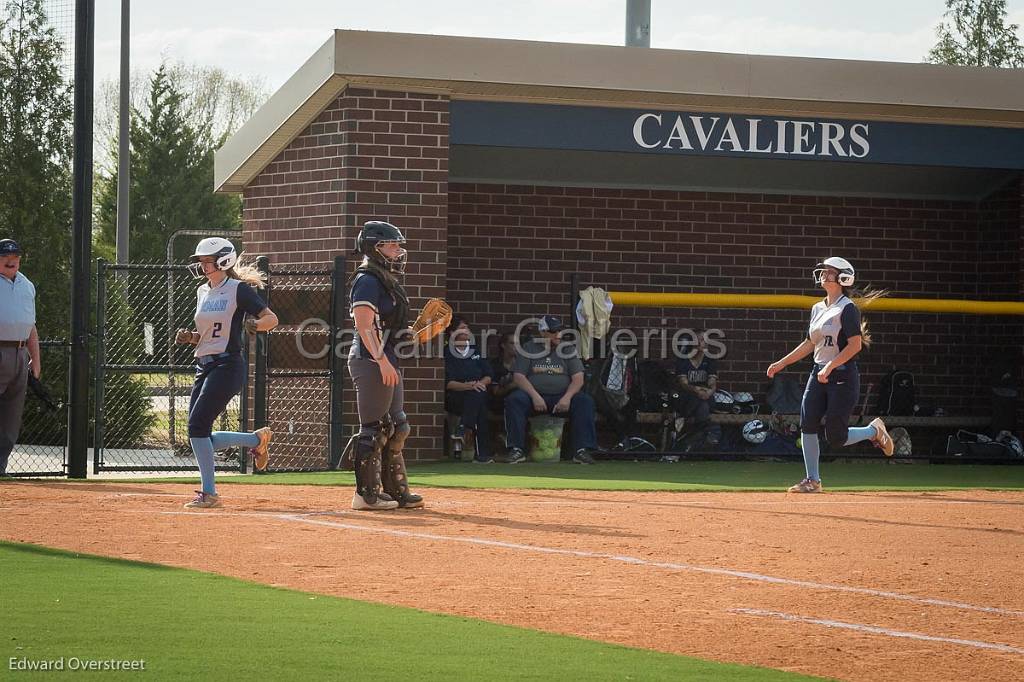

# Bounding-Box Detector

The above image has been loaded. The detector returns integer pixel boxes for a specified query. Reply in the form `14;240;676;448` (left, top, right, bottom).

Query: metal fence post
253;256;270;430
328;254;347;468
93;259;107;472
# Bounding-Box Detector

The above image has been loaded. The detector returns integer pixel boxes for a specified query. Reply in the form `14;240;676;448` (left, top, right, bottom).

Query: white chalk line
155;508;1024;618
731;608;1024;655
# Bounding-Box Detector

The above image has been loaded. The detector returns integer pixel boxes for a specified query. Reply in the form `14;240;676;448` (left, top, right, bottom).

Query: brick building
215;31;1024;462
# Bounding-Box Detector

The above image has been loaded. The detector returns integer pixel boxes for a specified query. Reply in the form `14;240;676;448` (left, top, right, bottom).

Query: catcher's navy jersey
350;271;398;362
808;296;861;365
193;278;266;357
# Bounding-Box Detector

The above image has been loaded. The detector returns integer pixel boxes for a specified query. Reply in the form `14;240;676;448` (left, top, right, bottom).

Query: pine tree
927;0;1024;67
0;0;72;338
95;63;242;264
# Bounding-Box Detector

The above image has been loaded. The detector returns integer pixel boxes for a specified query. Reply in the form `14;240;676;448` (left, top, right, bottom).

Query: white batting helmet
188;237;238;278
813;256;855;287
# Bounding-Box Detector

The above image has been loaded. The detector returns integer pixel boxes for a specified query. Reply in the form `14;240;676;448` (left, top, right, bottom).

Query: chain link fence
5;340;69;477
259;260;343;471
94;260;247;473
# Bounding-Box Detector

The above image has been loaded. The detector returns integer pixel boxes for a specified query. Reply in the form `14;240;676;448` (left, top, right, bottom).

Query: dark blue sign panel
450;100;1024;170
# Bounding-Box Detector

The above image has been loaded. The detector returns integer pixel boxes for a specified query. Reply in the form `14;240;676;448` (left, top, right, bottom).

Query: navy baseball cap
538;315;565;333
0;239;21;255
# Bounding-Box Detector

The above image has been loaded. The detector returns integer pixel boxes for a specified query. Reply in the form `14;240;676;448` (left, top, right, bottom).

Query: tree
927;0;1024;67
0;0;72;339
95;63;247;264
95;64;266;175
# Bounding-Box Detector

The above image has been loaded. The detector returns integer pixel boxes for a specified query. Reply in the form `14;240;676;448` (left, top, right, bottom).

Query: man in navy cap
504;315;597;464
0;239;39;476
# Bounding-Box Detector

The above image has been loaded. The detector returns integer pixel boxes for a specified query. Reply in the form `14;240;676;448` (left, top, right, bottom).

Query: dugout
215;30;1024;462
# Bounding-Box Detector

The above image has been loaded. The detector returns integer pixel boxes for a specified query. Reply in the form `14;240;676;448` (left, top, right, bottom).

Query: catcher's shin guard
382;416;423;508
353;418;394;506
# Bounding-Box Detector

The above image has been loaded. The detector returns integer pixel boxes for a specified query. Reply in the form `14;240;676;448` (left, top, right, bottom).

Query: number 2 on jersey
211;322;222;339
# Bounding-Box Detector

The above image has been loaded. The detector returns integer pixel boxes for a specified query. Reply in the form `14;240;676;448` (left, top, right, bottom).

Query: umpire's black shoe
573;449;596;465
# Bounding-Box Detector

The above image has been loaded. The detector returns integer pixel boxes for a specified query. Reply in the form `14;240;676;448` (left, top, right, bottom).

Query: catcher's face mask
376;241;408;274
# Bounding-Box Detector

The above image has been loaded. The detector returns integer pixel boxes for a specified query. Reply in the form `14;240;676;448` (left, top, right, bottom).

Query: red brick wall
448;181;1023;423
243;88;449;462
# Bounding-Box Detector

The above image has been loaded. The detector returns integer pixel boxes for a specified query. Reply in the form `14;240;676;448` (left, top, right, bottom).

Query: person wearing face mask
0;239;39;477
767;257;893;493
174;238;279;508
444;316;495;463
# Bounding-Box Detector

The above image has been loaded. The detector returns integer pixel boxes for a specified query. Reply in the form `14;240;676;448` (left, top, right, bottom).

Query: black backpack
636;360;678;411
876;369;915;416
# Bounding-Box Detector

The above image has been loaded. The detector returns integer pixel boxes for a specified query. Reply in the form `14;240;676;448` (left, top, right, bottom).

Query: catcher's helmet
812;256;855;287
742;419;770;444
356;221;408;273
188;237;237;279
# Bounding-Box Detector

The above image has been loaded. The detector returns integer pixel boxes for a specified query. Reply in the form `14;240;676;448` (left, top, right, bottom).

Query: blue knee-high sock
190;437;217;495
210;431;260;450
801;433;821;481
844;425;877;446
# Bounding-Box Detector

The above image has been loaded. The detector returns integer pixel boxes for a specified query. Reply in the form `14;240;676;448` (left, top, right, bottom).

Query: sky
90;0;1024;94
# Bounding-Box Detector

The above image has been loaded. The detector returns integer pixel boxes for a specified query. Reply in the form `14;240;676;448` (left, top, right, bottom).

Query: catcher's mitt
411;298;452;344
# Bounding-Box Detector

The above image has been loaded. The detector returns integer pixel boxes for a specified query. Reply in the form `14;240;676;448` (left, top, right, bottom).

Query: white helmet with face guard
188;237;238;279
813;256;855;287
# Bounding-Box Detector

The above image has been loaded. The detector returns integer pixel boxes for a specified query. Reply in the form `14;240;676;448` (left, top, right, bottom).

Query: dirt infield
2;481;1023;681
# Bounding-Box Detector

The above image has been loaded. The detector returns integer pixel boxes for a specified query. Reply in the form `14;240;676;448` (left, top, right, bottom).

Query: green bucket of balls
528;415;564;462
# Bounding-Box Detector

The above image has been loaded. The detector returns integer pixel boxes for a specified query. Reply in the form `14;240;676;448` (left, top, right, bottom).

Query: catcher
347;221;451;511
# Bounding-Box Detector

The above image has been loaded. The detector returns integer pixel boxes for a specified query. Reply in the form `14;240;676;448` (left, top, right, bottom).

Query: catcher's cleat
184;490;221;508
252;427;273;471
395;491;424;509
869;418;894;457
351;492;398;511
787;478;822;494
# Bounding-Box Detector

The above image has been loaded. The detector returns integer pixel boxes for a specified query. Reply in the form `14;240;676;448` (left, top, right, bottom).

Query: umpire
0;239;39;476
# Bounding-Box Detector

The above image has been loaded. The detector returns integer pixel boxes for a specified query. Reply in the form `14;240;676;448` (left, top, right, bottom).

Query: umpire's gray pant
0;346;29;475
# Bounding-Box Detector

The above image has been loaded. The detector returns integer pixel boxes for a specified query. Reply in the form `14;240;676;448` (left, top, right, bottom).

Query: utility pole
625;0;651;47
116;0;130;266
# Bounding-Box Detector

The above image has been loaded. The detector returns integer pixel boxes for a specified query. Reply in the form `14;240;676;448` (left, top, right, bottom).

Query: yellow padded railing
607;292;1024;315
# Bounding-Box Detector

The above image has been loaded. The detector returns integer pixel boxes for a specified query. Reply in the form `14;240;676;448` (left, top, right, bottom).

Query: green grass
2;541;820;681
86;460;1024;492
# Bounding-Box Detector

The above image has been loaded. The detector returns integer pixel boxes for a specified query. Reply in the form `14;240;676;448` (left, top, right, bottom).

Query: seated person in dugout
674;330;718;430
504;315;597;465
488;331;519;412
444;316;495;463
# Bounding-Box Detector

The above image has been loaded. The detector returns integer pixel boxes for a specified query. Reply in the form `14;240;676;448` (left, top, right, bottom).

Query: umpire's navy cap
0;239;21;255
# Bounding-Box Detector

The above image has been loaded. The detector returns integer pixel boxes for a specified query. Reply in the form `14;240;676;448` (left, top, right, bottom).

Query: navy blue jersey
808;296;861;365
445;346;493;384
350;271;398;362
193;279;266;357
675;355;718;388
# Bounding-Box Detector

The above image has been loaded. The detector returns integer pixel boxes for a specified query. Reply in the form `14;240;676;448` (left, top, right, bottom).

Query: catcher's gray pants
347;355;405;433
0;346;29;475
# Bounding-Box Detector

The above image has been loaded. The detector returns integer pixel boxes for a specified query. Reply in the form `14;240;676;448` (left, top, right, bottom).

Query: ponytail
226;252;266;289
842;286;888;347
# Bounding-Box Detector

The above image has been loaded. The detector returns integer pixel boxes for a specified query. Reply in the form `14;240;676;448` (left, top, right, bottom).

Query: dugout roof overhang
215;30;1024;199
